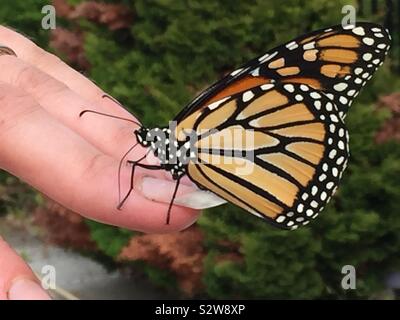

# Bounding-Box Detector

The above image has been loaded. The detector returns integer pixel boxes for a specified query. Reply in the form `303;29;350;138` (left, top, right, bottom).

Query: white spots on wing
329;149;337;159
260;83;274;91
371;27;381;32
363;53;372;61
386;28;391;40
325;102;333;111
311;186;318;196
339;96;348;104
302;193;309;200
354;67;363;75
242;90;254;102
362;72;370;79
295;94;303;101
330;114;339;123
338;141;345;150
314;100;321;110
319;174;327;182
311;200;318;208
352;26;365;36
303;42;315;50
251;67;260;76
230;68;243;76
326;93;334;100
334;82;348;92
259;51;277;63
326;182;334;190
310;92;321;99
286;41;298;50
284;84;295;93
306;209;314;217
372;59;380;65
276;215;286;223
355;77;363;84
362;37;374;46
300;84;309;91
377;43;387;49
336;156;345;165
208;96;230;110
374;33;384;38
320;191;328;201
347;89;356;96
297;203;304;213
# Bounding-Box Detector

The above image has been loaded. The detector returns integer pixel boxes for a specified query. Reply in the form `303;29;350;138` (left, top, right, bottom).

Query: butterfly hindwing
186;82;349;230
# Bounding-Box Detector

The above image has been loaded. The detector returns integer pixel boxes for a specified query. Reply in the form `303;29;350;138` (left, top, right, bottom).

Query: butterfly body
134;126;194;180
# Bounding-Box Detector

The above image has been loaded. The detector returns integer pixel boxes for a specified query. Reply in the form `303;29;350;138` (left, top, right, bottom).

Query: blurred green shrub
1;0;400;299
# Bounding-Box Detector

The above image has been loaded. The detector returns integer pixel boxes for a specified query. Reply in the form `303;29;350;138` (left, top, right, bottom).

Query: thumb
0;236;51;300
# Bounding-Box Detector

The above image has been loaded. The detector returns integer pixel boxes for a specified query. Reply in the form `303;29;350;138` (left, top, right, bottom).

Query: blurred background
1;0;400;299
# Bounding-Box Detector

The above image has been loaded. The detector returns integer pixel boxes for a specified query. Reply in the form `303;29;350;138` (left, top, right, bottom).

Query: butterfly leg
117;159;138;210
117;159;162;210
166;178;181;225
120;160;180;225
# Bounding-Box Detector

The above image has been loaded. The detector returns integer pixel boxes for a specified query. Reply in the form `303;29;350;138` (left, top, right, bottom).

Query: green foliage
133;261;179;293
86;220;133;258
0;0;49;47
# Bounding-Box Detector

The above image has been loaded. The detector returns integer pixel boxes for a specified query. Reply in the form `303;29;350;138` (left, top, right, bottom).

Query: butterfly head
134;127;151;147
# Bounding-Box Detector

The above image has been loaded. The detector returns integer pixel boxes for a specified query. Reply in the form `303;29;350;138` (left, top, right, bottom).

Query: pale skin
0;26;200;299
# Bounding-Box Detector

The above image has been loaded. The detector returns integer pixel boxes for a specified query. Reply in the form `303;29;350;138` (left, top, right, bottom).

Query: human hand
0;26;220;299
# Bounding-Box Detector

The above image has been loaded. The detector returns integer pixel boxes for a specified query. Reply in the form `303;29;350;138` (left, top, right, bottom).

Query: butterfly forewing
175;22;391;124
186;82;349;230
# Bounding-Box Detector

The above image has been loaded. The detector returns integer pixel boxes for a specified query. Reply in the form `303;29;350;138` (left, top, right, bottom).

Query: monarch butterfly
81;22;391;230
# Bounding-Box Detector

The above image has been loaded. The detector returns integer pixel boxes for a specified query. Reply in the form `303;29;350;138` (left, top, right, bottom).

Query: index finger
0;25;132;118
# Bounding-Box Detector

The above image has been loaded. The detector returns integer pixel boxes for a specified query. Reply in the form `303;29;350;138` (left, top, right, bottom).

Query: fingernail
141;177;227;209
8;278;51;300
0;45;16;56
174;189;227;209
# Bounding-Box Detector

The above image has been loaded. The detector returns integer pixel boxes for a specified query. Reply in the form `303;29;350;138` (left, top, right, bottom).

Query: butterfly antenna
79;110;142;127
102;94;124;107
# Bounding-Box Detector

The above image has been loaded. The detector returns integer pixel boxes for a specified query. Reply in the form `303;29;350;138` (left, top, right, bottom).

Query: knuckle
111;126;136;146
0;85;38;137
80;153;112;182
15;62;67;98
